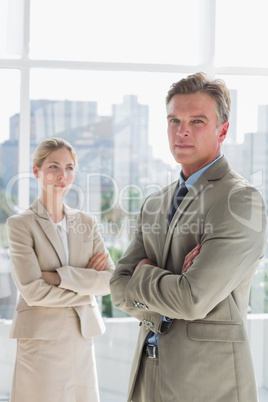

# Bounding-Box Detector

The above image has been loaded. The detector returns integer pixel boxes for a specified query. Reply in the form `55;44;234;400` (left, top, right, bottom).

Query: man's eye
170;118;180;123
193;119;203;124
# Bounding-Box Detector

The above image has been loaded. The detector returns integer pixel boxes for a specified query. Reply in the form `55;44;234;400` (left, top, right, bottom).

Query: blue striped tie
169;183;188;223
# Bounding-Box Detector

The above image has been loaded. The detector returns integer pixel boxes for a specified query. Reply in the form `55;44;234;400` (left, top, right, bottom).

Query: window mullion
18;0;30;210
198;0;217;76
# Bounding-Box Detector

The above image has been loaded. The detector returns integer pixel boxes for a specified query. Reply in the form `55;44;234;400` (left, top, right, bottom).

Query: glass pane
29;70;268;318
0;69;20;320
30;0;200;64
30;69;184;316
218;74;268;314
0;0;9;57
0;0;24;59
215;0;268;67
30;69;182;166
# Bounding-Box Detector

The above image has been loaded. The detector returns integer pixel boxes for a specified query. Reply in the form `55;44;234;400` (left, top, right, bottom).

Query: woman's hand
181;244;201;274
86;252;107;271
42;271;61;286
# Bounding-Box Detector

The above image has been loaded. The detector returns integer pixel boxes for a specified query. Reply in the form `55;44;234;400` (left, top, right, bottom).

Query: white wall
0;320;16;400
247;315;268;389
95;317;139;401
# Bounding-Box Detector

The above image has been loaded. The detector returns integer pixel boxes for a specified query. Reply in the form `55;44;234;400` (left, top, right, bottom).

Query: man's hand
133;258;157;276
42;271;61;286
86;252;107;271
181;244;201;273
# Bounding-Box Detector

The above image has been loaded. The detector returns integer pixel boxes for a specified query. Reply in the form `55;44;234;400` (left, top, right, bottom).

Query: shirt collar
180;154;223;191
52;216;67;230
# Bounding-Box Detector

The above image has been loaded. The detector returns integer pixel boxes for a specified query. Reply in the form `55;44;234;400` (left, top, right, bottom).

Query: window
29;0;200;64
0;69;20;319
0;0;268;400
0;0;23;59
215;0;268;67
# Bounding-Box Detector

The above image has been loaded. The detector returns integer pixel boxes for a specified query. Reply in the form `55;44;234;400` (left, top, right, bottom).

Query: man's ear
219;121;229;143
33;165;39;178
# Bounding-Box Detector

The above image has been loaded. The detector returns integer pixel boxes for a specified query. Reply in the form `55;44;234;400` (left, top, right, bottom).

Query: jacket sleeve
7;214;114;307
110;207;164;333
57;216;114;296
111;186;266;323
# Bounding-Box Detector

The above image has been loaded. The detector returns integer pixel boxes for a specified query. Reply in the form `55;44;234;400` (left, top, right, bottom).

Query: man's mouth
175;144;194;148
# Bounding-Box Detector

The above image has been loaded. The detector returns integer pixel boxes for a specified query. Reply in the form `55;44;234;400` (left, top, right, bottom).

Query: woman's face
33;147;75;201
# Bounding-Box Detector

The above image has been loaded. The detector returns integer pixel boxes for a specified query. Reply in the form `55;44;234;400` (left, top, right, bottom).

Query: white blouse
54;216;69;264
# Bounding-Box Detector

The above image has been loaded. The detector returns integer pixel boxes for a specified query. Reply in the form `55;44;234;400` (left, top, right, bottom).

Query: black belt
144;344;158;358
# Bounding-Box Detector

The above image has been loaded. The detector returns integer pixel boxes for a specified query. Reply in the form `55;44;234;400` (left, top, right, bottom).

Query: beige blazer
7;200;114;340
110;156;267;402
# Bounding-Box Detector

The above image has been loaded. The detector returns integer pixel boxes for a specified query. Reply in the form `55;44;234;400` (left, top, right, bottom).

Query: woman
7;137;115;402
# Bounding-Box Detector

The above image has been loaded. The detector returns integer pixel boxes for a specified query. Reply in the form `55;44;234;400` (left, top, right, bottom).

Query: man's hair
166;72;231;125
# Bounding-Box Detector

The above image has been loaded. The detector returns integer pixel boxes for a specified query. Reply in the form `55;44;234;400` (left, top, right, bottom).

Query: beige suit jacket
110;156;267;402
7;200;114;339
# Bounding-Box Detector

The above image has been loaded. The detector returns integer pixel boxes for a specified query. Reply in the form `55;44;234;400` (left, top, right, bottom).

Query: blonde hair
33;137;77;168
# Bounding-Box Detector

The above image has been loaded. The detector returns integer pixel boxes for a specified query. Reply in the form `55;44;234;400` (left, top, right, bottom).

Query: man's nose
177;122;189;136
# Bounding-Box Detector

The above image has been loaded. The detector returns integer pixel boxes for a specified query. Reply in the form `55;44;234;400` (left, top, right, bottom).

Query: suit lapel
161;155;232;268
161;183;201;268
156;181;178;262
30;199;67;266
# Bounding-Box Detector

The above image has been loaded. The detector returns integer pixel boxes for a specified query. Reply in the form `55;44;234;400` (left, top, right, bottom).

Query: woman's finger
86;252;107;270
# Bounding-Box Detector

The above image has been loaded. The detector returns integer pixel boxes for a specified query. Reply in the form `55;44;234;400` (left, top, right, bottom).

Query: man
110;73;266;402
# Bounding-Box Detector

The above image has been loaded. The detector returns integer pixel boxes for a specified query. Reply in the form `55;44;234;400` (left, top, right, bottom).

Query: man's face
167;92;229;178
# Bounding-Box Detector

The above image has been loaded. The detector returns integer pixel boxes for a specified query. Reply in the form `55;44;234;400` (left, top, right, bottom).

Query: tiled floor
2;387;268;401
258;387;268;401
100;389;126;401
99;387;268;402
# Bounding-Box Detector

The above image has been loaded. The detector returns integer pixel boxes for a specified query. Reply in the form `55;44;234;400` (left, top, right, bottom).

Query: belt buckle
145;344;158;359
